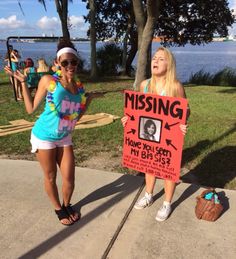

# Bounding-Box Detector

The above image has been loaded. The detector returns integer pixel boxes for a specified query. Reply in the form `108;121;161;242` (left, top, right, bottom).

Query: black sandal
63;204;80;222
55;207;73;226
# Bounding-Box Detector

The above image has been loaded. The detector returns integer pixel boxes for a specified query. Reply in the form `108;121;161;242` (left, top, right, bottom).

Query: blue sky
0;0;235;39
0;0;89;39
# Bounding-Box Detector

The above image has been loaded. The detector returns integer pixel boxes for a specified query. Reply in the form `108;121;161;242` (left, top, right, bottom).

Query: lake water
1;41;236;82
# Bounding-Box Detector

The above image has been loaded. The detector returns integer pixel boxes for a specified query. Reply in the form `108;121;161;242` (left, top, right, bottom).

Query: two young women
122;47;189;221
5;42;188;225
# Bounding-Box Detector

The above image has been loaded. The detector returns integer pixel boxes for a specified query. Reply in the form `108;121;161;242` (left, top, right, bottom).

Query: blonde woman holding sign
122;47;190;221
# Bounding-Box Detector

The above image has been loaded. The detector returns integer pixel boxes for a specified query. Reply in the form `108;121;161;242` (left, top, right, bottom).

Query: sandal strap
63;204;75;215
55;207;69;220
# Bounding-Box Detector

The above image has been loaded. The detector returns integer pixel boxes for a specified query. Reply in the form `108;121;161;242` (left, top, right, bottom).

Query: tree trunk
121;31;129;76
89;0;98;80
132;0;146;50
55;0;70;40
121;11;137;77
132;0;161;90
125;31;138;76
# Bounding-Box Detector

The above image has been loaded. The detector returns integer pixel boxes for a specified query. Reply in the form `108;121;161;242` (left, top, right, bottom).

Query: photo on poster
139;116;162;143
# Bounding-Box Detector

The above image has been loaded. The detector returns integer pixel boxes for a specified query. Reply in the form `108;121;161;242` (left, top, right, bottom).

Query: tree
132;0;161;88
36;0;72;39
132;0;234;88
54;0;72;40
88;0;98;80
83;0;234;88
81;0;98;80
156;0;234;46
83;0;138;76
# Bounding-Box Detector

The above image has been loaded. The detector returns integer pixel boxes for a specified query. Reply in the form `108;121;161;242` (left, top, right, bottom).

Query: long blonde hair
150;47;179;97
37;58;49;73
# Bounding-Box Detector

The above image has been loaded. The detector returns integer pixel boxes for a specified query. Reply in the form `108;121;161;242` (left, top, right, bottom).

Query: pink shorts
30;133;73;153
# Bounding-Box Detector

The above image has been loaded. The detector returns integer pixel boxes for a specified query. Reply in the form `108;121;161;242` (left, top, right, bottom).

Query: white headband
57;47;78;59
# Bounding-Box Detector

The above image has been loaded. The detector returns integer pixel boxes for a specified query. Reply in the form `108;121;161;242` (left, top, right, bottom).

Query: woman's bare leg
164;180;176;202
14;78;22;99
36;148;72;225
145;173;156;194
57;146;79;221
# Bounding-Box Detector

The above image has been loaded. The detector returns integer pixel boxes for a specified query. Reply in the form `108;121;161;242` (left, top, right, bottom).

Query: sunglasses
60;59;78;67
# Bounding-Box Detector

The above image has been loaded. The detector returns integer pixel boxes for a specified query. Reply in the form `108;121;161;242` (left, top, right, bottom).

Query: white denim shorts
30;133;73;153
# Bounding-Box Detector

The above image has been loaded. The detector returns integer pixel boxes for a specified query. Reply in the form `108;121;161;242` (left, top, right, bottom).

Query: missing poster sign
122;90;188;182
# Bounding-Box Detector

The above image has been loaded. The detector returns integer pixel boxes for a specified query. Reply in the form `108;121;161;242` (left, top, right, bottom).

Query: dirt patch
0;152;123;173
78;151;123;173
0;154;36;161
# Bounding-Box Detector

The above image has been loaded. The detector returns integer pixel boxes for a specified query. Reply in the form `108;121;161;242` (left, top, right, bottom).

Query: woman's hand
4;66;14;76
179;124;188;135
121;116;128;127
4;66;26;83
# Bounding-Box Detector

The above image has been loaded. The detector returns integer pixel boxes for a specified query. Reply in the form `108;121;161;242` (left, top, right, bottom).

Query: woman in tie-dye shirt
5;39;98;226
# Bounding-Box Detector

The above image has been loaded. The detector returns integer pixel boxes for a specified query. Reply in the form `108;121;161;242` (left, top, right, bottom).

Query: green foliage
188;70;213;85
96;43;123;76
212;68;236;86
159;0;234;46
188;67;236;86
83;0;234;46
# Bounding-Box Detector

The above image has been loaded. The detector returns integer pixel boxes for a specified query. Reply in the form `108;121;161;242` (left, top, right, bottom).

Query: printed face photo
139;117;162;143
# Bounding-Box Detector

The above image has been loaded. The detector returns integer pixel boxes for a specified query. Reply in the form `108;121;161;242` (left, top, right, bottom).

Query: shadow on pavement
19;174;143;259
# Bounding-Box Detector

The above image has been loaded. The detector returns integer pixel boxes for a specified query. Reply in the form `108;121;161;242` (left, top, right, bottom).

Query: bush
96;43;123;76
188;67;236;86
212;67;236;86
188;70;213;85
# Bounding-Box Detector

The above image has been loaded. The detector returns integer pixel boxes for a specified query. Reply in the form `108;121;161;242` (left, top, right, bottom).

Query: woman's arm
23;75;49;114
10;52;18;62
4;66;48;114
23;68;29;76
176;82;190;135
176;81;190;120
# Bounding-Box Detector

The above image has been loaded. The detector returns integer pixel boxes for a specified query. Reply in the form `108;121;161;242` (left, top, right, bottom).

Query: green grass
0;72;235;189
182;85;236;189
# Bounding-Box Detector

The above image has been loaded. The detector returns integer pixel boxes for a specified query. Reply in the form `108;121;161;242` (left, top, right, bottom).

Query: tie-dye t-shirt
32;79;85;141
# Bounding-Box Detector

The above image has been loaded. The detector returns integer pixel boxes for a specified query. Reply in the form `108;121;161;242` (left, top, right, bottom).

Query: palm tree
18;0;72;39
89;0;98;80
53;0;72;39
37;0;47;11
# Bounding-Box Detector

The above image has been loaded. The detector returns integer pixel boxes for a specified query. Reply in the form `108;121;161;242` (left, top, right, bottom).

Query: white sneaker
134;192;153;210
155;202;172;221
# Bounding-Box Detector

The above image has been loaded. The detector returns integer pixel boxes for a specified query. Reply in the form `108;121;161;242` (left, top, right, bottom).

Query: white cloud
69;15;84;27
37;16;60;30
0;15;26;29
68;15;88;36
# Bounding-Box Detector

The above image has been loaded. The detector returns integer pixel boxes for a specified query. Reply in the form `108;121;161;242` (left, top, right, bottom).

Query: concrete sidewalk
0;159;235;259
